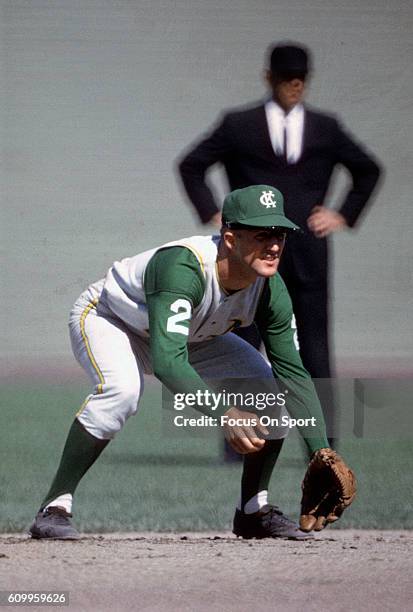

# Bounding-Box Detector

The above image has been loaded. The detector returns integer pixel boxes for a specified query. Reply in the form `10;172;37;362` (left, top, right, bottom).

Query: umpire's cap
268;42;311;80
222;185;300;231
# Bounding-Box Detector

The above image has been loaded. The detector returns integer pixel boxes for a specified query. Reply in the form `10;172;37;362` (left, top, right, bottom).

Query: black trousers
235;274;338;440
285;282;336;437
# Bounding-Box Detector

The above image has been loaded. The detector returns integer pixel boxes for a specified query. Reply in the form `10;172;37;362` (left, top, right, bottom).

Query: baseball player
29;185;354;540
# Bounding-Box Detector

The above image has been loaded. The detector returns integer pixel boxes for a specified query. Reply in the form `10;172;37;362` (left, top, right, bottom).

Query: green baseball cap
222;185;300;231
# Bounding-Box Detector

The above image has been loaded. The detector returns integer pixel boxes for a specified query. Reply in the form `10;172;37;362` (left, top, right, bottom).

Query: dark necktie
283;123;288;163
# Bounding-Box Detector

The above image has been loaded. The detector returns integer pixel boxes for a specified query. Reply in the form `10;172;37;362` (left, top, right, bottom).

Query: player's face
232;228;287;278
267;72;306;112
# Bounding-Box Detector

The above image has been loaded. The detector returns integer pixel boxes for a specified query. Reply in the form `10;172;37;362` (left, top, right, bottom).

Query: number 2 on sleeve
166;299;191;335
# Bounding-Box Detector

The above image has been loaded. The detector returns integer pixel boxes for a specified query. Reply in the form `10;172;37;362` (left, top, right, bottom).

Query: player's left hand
307;206;347;238
300;448;357;532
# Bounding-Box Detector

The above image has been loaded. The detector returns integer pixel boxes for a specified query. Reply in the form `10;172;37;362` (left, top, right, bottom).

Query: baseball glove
300;448;356;532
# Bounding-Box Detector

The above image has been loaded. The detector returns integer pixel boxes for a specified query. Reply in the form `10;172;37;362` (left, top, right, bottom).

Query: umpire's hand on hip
307;206;347;238
222;407;269;454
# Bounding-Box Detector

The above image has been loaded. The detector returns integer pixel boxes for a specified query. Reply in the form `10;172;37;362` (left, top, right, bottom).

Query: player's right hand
222;407;269;454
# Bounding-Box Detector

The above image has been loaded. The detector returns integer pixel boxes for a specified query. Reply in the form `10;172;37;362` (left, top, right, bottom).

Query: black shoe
29;506;80;540
233;504;313;540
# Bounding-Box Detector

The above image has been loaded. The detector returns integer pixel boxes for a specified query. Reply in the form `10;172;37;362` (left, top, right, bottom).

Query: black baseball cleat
29;506;80;540
233;504;313;540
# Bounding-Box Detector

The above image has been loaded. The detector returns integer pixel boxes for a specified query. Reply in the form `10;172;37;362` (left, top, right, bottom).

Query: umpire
177;41;382;443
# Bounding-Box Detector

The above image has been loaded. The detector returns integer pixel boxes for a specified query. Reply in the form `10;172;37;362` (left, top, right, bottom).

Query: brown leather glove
300;448;357;532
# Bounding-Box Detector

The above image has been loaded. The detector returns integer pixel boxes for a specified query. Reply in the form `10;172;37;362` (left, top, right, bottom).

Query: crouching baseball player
30;185;355;541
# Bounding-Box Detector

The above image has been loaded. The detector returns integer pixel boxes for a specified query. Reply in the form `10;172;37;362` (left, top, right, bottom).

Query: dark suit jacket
178;103;381;288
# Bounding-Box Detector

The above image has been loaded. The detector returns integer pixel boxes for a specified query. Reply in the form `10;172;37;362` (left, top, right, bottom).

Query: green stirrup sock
240;438;284;510
40;419;109;510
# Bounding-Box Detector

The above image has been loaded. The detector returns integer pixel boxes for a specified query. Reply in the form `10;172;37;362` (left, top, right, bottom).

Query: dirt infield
1;531;412;611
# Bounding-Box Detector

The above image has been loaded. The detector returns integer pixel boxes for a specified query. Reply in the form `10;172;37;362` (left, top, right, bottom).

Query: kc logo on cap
221;185;300;231
259;190;277;209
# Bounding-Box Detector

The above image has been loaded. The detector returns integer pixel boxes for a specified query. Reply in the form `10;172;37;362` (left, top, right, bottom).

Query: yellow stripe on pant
76;298;105;416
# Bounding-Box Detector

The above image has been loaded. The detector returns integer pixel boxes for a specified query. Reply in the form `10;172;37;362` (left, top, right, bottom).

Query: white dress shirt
264;100;305;163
